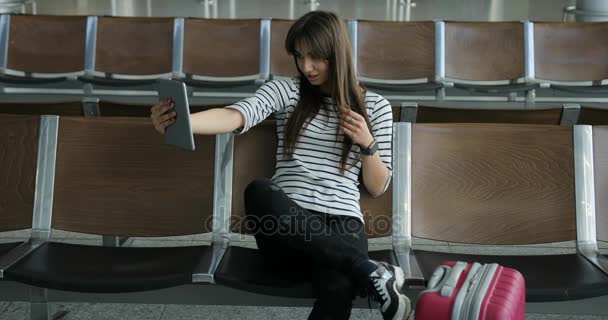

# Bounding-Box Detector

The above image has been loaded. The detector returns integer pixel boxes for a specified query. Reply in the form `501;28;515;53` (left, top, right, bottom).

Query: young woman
151;11;411;320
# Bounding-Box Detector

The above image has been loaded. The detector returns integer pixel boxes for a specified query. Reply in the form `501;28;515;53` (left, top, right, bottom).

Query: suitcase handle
423;261;468;297
427;265;447;289
440;261;467;297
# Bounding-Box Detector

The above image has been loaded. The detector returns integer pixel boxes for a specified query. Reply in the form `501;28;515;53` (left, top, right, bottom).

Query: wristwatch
360;140;378;156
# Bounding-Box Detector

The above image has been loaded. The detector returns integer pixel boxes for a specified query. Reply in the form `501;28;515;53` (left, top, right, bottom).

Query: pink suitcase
415;261;525;320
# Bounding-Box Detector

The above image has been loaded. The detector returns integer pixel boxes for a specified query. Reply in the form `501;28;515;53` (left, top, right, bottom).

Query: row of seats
1;99;607;125
1;15;607;98
0;108;607;319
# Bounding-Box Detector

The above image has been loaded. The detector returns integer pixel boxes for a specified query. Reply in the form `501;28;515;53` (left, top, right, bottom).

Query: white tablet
157;79;196;151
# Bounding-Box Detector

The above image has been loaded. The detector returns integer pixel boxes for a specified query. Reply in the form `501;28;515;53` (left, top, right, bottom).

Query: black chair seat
0;242;23;257
364;82;444;93
77;76;157;87
0;74;68;85
181;77;256;89
552;85;608;94
214;246;398;298
4;242;212;293
414;250;608;302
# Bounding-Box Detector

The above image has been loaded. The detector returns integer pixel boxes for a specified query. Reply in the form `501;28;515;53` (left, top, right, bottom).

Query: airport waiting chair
0;15;87;86
4;116;217;297
213;120;398;298
353;20;442;93
593;126;608;267
441;22;537;98
0;114;39;279
267;19;298;80
79;17;174;87
393;122;608;301
533;22;608;94
180;18;262;89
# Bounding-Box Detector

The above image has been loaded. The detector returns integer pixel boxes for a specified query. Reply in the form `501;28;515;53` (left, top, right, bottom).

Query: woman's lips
307;75;319;81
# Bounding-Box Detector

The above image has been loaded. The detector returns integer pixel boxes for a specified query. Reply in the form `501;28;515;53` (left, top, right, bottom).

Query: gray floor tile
449;245;576;255
598;241;608;249
2;303;602;320
52;302;164;320
161;305;311;320
525;314;608;319
160;305;387;320
0;301;27;320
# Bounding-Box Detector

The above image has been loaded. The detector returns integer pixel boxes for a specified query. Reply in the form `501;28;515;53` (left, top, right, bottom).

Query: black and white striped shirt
226;77;393;221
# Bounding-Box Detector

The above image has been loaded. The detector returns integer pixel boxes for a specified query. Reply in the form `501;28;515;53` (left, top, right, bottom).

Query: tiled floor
1;301;607;320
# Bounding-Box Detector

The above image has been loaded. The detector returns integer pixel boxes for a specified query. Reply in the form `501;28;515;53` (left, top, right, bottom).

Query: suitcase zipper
460;263;499;320
451;263;481;320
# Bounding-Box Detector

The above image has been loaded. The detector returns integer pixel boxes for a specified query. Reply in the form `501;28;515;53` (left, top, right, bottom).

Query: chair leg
436;87;445;100
102;236;131;247
525;89;536;108
29;287;49;320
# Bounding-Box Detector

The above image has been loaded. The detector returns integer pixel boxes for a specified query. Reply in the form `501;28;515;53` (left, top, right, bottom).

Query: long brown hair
284;11;371;174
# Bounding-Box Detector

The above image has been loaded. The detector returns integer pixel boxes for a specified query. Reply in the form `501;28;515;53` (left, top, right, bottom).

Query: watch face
362;140;378;155
370;140;378;153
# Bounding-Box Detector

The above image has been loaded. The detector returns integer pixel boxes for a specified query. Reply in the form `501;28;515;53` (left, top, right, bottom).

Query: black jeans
244;178;369;320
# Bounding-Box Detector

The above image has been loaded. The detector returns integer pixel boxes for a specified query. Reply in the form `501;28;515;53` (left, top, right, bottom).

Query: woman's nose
303;58;313;72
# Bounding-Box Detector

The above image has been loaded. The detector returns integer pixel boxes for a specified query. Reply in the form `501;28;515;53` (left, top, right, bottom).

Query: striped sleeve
224;79;296;135
370;94;393;194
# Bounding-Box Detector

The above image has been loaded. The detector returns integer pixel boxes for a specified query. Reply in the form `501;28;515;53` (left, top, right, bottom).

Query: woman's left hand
338;106;374;148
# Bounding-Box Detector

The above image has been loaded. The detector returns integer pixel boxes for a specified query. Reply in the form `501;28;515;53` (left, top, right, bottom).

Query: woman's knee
244;178;275;204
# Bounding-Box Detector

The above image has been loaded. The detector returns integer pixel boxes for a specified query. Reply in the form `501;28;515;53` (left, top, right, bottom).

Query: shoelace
367;275;389;312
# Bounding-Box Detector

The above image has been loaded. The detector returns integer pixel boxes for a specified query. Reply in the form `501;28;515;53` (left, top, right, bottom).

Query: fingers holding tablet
151;99;176;135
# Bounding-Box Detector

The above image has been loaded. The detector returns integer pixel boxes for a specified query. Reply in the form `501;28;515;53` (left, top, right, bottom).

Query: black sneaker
368;261;412;320
376;261;405;291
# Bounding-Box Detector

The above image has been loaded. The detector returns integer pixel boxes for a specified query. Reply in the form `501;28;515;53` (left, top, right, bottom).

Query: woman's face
294;42;329;87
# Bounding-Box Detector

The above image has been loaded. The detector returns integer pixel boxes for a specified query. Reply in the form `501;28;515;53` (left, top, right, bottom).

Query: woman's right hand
150;99;176;135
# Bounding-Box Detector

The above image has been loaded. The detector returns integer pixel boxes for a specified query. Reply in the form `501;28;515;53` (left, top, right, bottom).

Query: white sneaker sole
392;292;412;320
393;266;405;291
